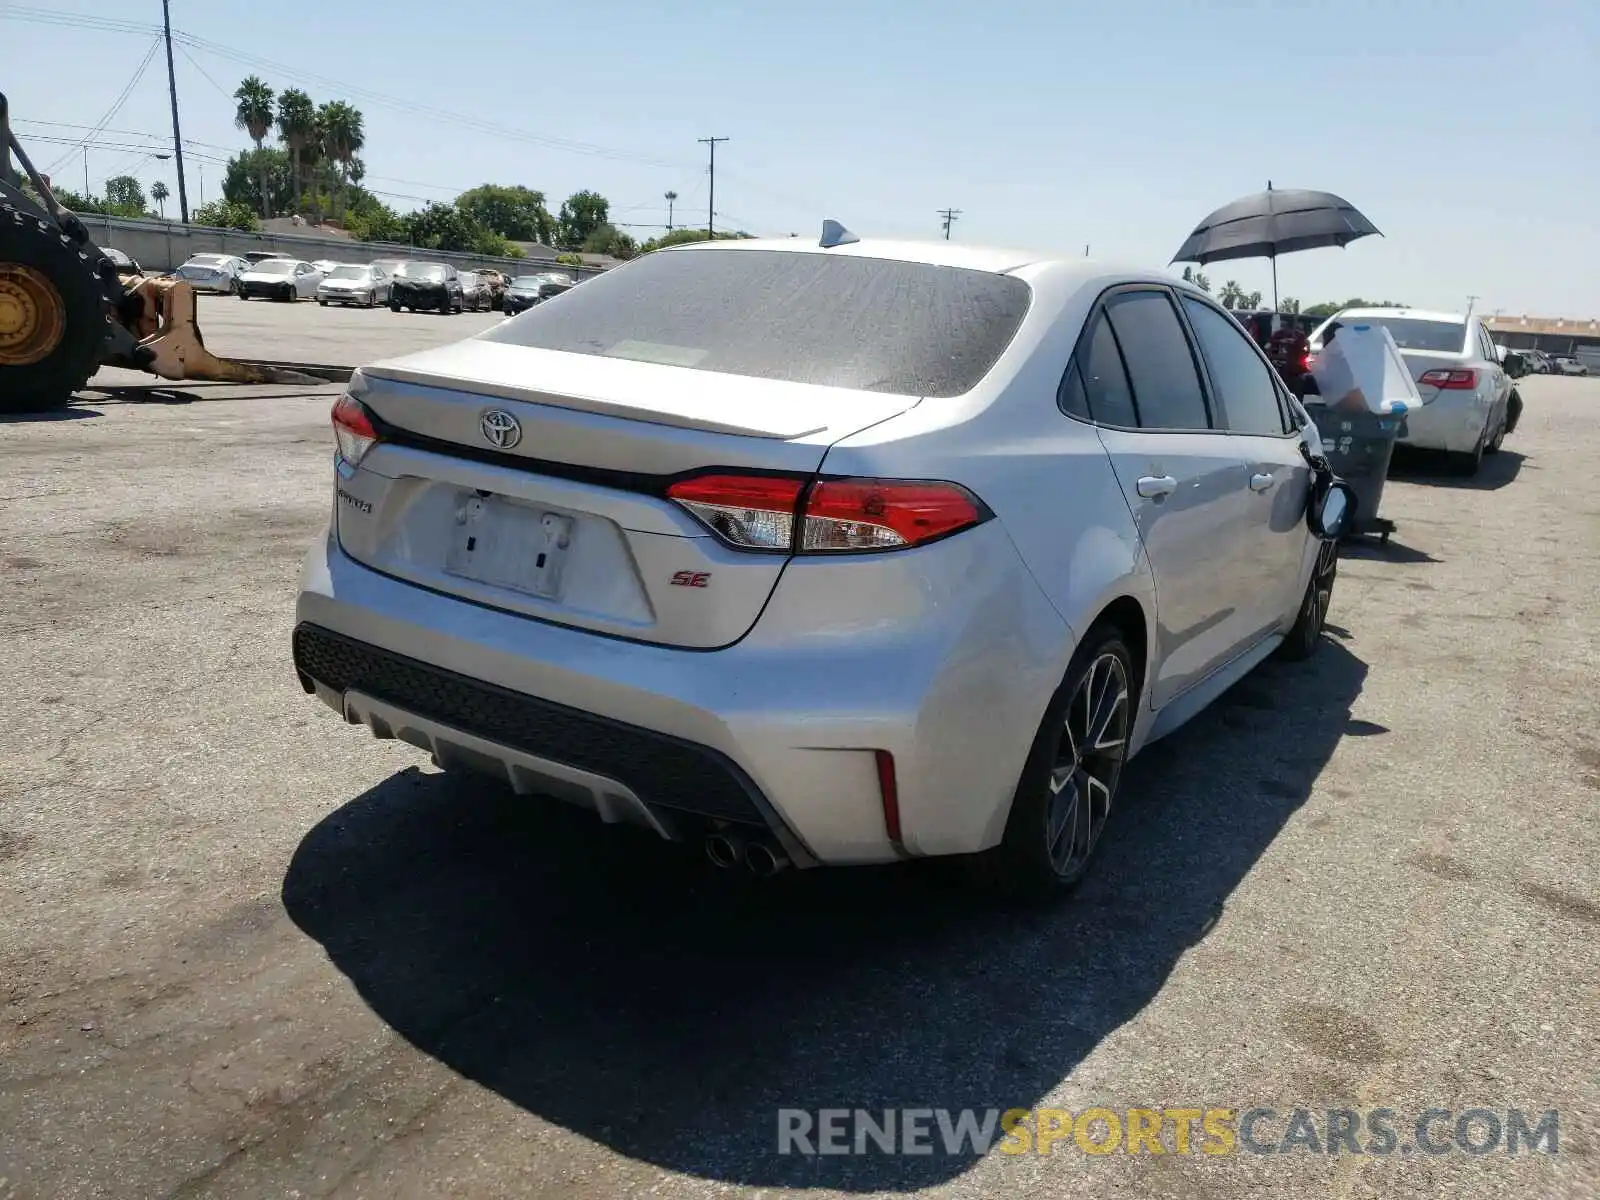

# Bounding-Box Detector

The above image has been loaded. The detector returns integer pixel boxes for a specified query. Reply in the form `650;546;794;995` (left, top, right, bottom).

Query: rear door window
1103;290;1212;430
1065;312;1139;427
1181;297;1290;435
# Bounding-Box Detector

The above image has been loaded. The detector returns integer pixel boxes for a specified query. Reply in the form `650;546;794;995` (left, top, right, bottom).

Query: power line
0;5;691;172
698;137;728;239
42;35;161;175
937;207;962;240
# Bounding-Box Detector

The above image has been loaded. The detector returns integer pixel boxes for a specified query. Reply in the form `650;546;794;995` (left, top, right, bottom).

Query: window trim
1175;291;1299;438
1056;284;1225;436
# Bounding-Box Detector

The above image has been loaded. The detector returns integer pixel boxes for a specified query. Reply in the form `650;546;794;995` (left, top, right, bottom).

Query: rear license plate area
444;492;574;599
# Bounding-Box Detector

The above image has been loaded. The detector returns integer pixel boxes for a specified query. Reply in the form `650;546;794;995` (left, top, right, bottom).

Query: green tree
102;175;147;216
1181;265;1211;293
1303;296;1407;318
1278;296;1301;315
455;184;556;244
52;187;110;215
555;252;584;267
556;189;609;248
222;147;294;216
316;100;365;221
150;180;169;218
275;87;317;215
233;75;275;217
192;199;259;231
580;222;638;260
402;201;486;251
1217;280;1244;309
1243;289;1262;310
637;227;753;253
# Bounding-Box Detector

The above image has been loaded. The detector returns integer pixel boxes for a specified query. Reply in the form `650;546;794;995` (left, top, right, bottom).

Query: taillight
665;472;990;554
331;393;380;465
1418;368;1478;391
664;474;805;551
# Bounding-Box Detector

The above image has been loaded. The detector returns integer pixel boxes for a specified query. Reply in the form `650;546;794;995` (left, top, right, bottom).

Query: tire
389;301;401;313
1504;389;1523;436
1448;432;1485;476
969;626;1135;902
317;297;328;307
230;278;241;296
1276;540;1338;662
0;201;115;415
365;291;375;308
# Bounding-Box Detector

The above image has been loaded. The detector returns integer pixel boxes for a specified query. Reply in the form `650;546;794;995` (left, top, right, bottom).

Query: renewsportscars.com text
776;1106;1560;1157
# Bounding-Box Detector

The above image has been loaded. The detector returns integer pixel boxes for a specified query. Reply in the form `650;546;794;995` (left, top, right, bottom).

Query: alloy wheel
1044;651;1130;878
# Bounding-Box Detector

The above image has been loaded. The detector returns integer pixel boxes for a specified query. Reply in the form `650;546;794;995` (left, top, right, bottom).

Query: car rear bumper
1396;392;1491;454
293;522;1070;866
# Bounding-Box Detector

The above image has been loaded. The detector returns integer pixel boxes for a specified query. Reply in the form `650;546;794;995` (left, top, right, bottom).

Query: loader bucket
105;276;324;386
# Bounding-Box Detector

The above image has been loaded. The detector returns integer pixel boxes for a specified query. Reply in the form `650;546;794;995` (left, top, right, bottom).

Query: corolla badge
480;409;522;449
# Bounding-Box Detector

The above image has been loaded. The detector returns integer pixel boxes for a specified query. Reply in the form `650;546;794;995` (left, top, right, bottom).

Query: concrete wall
73;214;607;282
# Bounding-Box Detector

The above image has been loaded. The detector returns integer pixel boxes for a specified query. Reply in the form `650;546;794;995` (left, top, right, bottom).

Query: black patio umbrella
1170;182;1381;311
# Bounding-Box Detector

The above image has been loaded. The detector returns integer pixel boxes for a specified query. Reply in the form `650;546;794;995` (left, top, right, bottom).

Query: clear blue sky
3;0;1596;315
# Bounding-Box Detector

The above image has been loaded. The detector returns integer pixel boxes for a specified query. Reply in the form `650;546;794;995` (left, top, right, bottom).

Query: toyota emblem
480;409;522;449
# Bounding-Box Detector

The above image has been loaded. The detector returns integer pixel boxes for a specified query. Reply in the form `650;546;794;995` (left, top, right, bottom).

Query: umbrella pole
1271;254;1279;312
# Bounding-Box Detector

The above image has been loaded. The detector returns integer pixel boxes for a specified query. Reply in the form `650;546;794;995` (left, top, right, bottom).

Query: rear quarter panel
822;261;1156;705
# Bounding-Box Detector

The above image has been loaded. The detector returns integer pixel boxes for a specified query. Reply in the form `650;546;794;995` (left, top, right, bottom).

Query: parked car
310;259;343;277
1551;356;1590;376
1520;349;1553;374
368;258;407;277
501;272;574;314
1308;307;1519;474
317;263;391;308
475;269;510;310
389;262;462;314
294;236;1356;897
237;258;324;301
459;270;493;312
171;252;248;294
243;251;291;264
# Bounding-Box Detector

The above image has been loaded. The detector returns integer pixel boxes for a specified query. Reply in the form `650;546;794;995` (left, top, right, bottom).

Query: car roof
662;235;1180;297
1330;307;1467;324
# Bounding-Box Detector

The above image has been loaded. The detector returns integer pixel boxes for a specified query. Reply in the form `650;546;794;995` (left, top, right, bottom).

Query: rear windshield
1343;317;1465;353
253;260;295;275
481;248;1032;396
399;263;448;281
328;265;368;280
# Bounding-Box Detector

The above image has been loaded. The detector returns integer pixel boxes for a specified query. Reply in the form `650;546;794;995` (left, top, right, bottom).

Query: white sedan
237;259;324;302
171;253;249;294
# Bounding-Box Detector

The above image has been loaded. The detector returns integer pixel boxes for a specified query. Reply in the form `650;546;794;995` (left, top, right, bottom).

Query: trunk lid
336;342;917;649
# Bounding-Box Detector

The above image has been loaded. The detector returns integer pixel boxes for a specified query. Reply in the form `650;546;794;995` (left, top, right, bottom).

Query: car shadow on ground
0;404;103;424
1337;537;1440;565
1389;447;1525;491
283;639;1369;1192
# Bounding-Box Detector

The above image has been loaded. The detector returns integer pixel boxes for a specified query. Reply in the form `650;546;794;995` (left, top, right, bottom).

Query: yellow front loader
1;91;318;414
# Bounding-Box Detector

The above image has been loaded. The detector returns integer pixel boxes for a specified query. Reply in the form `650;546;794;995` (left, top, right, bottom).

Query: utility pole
1465;294;1479;321
937;207;962;240
161;0;190;222
698;136;727;238
83;147;89;196
664;189;677;233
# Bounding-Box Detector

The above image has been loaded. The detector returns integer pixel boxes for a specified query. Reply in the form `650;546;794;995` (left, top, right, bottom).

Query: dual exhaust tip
705;832;789;877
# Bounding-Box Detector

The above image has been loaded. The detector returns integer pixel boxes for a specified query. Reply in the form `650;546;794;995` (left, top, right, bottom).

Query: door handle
1249;472;1275;492
1136;474;1177;499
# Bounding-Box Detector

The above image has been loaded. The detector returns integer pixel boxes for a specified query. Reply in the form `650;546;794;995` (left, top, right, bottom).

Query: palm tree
316;100;365;221
275;88;317;216
664;189;677;232
1218;280;1244;309
233;75;275;217
150;180;169;218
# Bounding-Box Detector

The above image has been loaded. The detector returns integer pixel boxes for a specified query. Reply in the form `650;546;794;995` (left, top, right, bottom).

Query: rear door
1180;294;1312;640
1079;288;1255;707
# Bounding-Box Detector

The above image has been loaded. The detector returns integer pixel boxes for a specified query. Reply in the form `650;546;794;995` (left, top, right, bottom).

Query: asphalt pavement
0;323;1596;1200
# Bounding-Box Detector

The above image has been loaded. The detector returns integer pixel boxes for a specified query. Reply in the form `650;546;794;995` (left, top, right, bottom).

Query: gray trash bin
1305;403;1404;543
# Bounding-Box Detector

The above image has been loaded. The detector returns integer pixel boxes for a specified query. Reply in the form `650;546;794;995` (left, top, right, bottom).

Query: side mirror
1310;481;1357;540
1503;352;1526;379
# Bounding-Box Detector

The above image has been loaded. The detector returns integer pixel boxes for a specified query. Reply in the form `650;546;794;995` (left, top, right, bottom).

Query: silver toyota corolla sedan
294;230;1352;897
